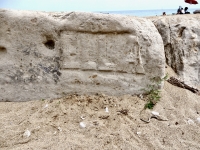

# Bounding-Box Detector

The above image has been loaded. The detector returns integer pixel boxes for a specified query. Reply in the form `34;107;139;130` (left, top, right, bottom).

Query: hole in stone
44;40;55;50
0;46;7;54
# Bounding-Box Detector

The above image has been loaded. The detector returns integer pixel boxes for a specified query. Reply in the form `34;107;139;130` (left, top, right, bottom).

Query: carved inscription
61;31;145;74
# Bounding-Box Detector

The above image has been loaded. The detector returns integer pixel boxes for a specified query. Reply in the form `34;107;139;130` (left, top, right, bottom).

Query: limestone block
0;9;165;101
151;15;200;87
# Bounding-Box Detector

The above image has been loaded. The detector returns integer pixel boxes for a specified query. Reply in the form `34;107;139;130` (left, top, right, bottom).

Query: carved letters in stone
61;31;145;74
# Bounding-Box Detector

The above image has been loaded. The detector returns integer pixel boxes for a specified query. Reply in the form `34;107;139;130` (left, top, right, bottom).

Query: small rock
140;109;151;123
80;122;86;128
80;116;85;120
137;131;141;135
151;111;159;116
140;109;168;123
58;127;62;132
187;119;194;124
23;129;31;138
139;94;143;99
44;104;48;108
105;107;109;113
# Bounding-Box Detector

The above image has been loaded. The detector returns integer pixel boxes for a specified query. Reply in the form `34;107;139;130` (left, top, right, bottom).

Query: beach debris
80;116;85;120
167;77;200;95
23;129;31;138
151;111;159;116
58;127;62;132
105;107;109;113
79;122;86;128
99;115;109;119
93;121;99;126
98;111;110;119
44;104;48;108
197;118;200;123
187;119;194;124
151;113;168;121
140;109;151;123
136;131;141;135
139;94;143;99
117;109;129;115
140;109;168;123
92;106;99;111
136;131;141;137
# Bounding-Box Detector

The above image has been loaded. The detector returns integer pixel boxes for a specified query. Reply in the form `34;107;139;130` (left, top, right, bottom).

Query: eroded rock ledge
148;15;200;87
0;9;165;101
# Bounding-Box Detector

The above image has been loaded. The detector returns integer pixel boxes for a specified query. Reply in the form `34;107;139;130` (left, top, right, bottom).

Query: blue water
98;8;199;17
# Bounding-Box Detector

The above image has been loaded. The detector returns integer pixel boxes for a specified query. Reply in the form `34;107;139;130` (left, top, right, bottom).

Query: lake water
98;8;199;17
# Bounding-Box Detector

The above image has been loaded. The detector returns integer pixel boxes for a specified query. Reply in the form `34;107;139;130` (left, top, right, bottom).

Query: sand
0;66;200;150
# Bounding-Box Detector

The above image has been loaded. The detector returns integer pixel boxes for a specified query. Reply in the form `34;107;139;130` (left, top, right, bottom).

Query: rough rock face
0;9;165;101
150;15;200;87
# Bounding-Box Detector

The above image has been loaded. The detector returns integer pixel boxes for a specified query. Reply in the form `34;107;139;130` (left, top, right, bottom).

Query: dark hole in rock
0;46;6;53
44;40;55;50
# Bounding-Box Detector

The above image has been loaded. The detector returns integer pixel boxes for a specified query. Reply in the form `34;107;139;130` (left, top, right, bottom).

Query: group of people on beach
162;6;190;16
177;6;190;14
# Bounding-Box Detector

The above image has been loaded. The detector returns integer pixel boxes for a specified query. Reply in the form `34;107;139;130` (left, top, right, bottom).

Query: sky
0;0;199;12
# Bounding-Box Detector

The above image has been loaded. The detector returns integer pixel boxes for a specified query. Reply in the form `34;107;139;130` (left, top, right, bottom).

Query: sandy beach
0;66;200;150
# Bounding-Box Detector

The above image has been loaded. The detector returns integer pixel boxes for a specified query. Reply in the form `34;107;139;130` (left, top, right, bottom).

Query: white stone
80;122;86;128
151;111;159;116
0;9;165;101
105;107;109;113
23;129;31;137
187;119;194;124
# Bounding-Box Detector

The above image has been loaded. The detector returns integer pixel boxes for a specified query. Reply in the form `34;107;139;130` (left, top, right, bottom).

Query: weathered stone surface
0;9;165;101
149;15;200;87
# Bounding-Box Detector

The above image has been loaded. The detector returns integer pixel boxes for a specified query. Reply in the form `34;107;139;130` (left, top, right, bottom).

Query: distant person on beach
162;12;166;15
181;8;184;14
177;6;183;14
184;7;190;14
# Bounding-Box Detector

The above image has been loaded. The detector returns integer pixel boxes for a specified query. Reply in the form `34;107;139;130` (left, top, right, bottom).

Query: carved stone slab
0;9;165;101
